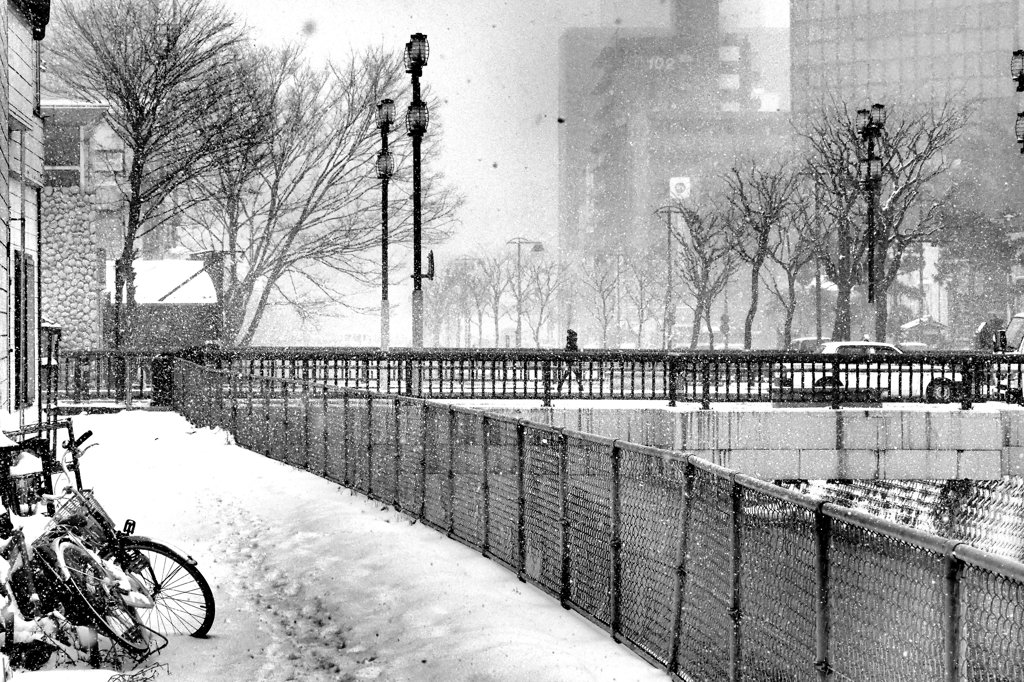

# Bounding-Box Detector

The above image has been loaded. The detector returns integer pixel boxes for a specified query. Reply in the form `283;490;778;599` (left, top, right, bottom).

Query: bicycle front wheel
56;541;149;654
109;538;215;638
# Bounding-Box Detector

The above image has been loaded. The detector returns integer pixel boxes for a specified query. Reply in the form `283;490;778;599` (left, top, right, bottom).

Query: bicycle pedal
122;519;136;534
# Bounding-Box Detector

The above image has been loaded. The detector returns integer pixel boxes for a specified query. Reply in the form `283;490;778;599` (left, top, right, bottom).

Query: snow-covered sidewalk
17;410;667;682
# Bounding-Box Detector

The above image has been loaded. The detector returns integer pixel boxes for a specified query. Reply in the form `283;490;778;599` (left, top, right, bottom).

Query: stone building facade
40;185;102;349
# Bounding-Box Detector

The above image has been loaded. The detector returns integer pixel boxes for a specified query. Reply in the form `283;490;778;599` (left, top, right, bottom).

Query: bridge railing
54;346;1024;408
172;359;1024;681
212;346;1024;408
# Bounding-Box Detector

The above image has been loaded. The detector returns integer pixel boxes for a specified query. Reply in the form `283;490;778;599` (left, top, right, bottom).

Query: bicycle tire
107;538;215;638
54;540;149;654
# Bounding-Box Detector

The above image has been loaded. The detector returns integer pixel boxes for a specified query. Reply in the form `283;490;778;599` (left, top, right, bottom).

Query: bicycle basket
8;472;44;517
48;490;117;547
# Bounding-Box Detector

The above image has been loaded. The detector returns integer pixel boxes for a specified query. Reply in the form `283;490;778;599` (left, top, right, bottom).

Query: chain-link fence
174;360;1024;681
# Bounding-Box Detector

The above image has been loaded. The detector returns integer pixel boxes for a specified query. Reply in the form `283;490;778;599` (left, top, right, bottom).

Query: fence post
447;407;457;537
668;356;677;407
516;420;527;582
558;430;571;609
542;358;552;407
960;358;974;411
729;478;743;682
342;394;351;487
278;378;290;463
943;548;964;682
230;365;238;438
419;403;429;521
481;414;491;557
366;397;374;498
669;458;695;673
263;378;273;461
814;507;832;681
701;357;711;410
830;357;841;410
302;363;311;470
393;399;402;510
322;389;330;479
609;440;623;641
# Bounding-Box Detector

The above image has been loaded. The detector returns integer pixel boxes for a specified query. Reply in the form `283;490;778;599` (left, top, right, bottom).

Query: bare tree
478;255;512;346
48;0;254;347
176;45;461;345
671;204;738;349
724;160;801;348
797;98;968;340
579;257;619;349
621;247;663;348
523;259;560;348
762;193;819;348
425;266;464;346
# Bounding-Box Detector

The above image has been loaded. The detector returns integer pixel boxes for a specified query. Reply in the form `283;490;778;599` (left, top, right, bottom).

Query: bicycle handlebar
73;430;92;449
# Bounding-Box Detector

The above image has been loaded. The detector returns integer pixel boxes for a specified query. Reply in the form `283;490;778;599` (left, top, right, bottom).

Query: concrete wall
485;404;1024;480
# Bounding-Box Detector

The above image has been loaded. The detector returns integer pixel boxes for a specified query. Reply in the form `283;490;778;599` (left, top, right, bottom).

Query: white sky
12;411;669;680
220;0;789;257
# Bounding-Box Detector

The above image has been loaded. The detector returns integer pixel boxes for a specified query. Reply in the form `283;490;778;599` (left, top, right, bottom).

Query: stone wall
484;403;1024;480
41;186;103;350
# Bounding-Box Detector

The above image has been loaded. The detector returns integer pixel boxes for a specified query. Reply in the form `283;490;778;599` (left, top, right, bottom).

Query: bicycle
0;438;153;670
47;423;216;639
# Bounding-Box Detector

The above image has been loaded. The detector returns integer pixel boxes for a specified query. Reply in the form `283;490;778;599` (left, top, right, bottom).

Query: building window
43;122;81;187
13;252;36;409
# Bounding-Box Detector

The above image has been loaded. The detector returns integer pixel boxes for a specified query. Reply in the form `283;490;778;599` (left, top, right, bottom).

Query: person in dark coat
557;329;583;393
976;312;1004;351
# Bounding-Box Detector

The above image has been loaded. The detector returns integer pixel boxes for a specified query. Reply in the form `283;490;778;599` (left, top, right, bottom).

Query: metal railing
56;346;1024;408
172;359;1024;681
51;349;166;402
212;347;1024;408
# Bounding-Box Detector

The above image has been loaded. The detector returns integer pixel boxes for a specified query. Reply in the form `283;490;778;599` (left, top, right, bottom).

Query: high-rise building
557;1;790;342
791;0;1022;213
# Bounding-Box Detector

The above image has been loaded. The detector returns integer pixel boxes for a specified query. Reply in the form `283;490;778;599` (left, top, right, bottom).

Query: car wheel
927;380;955;403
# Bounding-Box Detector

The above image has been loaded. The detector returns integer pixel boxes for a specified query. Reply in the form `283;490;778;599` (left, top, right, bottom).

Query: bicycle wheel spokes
114;540;215;638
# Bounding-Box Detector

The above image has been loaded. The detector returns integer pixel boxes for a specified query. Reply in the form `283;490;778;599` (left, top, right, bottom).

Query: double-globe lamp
857;102;885;304
406;33;430;348
376;98;395;351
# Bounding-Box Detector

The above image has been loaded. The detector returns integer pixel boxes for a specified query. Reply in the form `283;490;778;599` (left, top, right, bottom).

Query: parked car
788;337;831;352
775;341;962;402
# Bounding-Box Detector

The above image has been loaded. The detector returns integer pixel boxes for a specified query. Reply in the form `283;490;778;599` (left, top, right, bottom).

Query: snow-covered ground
14;410;668;682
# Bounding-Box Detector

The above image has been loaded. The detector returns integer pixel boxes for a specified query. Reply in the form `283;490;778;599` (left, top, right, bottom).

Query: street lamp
507;237;544;348
654;205;682;349
405;32;430;347
376;98;395;351
857;103;885;304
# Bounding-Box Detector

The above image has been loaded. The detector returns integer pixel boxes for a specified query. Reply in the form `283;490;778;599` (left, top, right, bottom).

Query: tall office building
791;1;1024;338
557;0;790;339
791;1;1022;213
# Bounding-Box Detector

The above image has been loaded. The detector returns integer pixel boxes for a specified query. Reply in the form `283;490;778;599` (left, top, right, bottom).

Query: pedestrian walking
976;312;1004;350
557;328;583;393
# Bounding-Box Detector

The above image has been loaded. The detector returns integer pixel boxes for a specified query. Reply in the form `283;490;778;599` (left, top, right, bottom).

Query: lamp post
856;103;885;304
507;237;544;348
405;33;430;348
654;205;681;349
376;98;395;351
